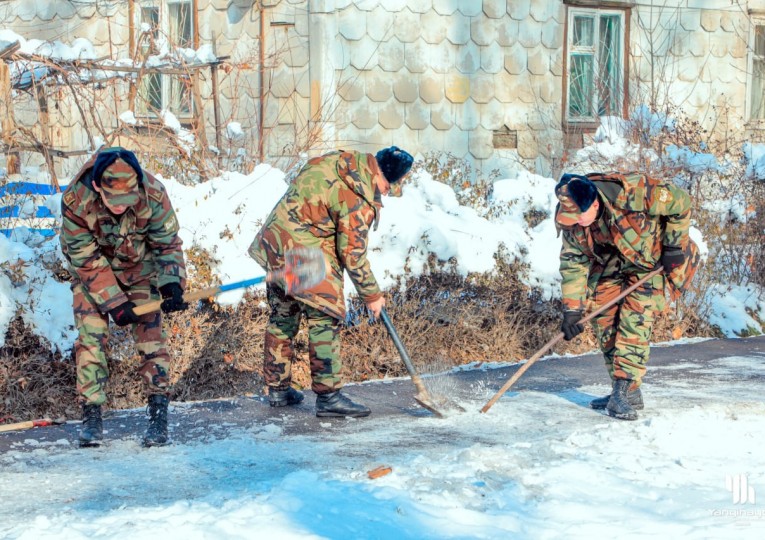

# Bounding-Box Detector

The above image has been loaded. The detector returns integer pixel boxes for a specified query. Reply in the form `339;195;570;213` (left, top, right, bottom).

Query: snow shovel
0;417;66;433
480;266;664;413
134;247;326;316
380;308;462;418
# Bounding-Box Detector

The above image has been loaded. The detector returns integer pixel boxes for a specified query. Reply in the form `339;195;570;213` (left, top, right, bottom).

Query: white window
136;0;195;117
749;23;765;121
566;8;626;122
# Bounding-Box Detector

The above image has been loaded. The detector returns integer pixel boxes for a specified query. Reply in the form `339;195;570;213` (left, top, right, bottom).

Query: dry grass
0;255;733;424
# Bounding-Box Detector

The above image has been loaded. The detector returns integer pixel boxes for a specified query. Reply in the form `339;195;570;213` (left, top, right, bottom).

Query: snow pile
161;110;195;155
0;29;96;60
631;104;675;139
118;110;138;126
1;103;763;351
0;234;76;352
226;122;246;142
743;142;765;180
705;284;765;336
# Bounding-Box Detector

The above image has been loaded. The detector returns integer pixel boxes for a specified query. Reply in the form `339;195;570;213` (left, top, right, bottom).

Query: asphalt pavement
1;336;763;452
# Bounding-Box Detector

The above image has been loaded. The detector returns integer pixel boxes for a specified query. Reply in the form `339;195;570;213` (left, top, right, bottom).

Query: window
136;0;195;118
566;8;626;123
749;24;765;121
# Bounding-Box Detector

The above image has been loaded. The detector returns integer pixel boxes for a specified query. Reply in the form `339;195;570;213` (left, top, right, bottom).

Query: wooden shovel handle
480;267;664;413
0;418;60;433
133;286;221;316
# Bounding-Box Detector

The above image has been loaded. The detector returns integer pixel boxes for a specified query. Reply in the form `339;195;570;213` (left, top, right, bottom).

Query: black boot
79;404;103;447
316;391;371;418
269;386;305;407
606;379;639;421
590;383;644;410
143;395;170;447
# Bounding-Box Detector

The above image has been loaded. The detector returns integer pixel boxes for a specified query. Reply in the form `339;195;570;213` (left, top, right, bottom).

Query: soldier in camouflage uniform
249;146;413;417
60;147;187;447
555;172;699;420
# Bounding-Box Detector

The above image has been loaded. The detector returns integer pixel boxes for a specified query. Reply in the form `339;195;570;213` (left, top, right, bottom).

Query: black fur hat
375;146;414;183
557;173;598;211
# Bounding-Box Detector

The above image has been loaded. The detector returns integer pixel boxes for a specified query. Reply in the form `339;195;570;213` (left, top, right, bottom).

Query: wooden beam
0;60;20;173
211;62;222;169
33;83;59;190
0;144;91;158
0;40;20;60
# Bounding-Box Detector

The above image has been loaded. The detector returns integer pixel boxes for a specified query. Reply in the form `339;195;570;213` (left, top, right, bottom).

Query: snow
161;110;195;155
226;122;246;141
0;29;96;60
664;145;720;175
1;352;764;538
743;142;765;180
0;128;759;353
705;284;765;337
119;110;138;126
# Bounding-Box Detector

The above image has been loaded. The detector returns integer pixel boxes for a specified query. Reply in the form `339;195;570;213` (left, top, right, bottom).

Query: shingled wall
1;0;763;179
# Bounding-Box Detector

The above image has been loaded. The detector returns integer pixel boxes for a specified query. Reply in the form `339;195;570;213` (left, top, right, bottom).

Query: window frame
747;18;765;124
135;0;196;119
563;5;629;128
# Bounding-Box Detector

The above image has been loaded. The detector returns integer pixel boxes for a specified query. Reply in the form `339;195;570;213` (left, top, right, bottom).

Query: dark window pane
141;6;160;41
756;25;765;57
569;54;594;118
598;15;622;115
139;72;163;113
170;2;194;48
573;16;595;47
752;58;765;119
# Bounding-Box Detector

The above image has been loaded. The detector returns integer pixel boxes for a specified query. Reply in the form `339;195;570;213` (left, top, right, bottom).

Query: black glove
109;301;140;327
561;310;584;341
159;282;189;314
660;245;685;273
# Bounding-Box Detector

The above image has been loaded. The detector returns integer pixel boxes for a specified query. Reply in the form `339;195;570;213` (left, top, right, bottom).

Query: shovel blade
414;395;445;418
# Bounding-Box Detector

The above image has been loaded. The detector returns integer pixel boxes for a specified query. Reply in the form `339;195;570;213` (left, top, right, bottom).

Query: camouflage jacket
60;153;186;313
249;150;383;320
557;172;698;311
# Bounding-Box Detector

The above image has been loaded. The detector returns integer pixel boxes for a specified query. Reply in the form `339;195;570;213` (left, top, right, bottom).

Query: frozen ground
1;337;764;539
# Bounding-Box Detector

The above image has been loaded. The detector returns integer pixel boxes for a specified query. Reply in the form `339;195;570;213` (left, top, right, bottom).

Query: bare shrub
341;253;560;377
0;318;77;422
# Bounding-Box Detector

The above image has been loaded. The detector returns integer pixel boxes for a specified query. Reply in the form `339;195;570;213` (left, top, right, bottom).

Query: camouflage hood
334;151;381;229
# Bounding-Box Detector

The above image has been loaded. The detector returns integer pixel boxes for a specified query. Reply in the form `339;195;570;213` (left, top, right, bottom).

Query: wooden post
0;59;20;174
258;1;266;163
33;83;59;190
211;63;222;169
127;0;137;110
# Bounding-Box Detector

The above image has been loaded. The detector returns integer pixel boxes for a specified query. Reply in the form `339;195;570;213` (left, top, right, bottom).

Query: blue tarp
0;180;62;238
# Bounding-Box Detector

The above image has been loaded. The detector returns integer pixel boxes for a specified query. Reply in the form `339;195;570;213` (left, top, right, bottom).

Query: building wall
629;1;751;141
307;0;565;179
3;0;765;181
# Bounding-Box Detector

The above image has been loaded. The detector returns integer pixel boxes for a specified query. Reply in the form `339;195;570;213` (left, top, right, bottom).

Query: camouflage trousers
588;255;666;387
73;281;171;405
265;285;342;394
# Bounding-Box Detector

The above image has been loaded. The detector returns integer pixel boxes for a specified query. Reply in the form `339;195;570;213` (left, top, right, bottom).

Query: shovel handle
0;418;61;433
132;274;272;316
379;308;429;395
480;266;664;413
133;285;228;316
